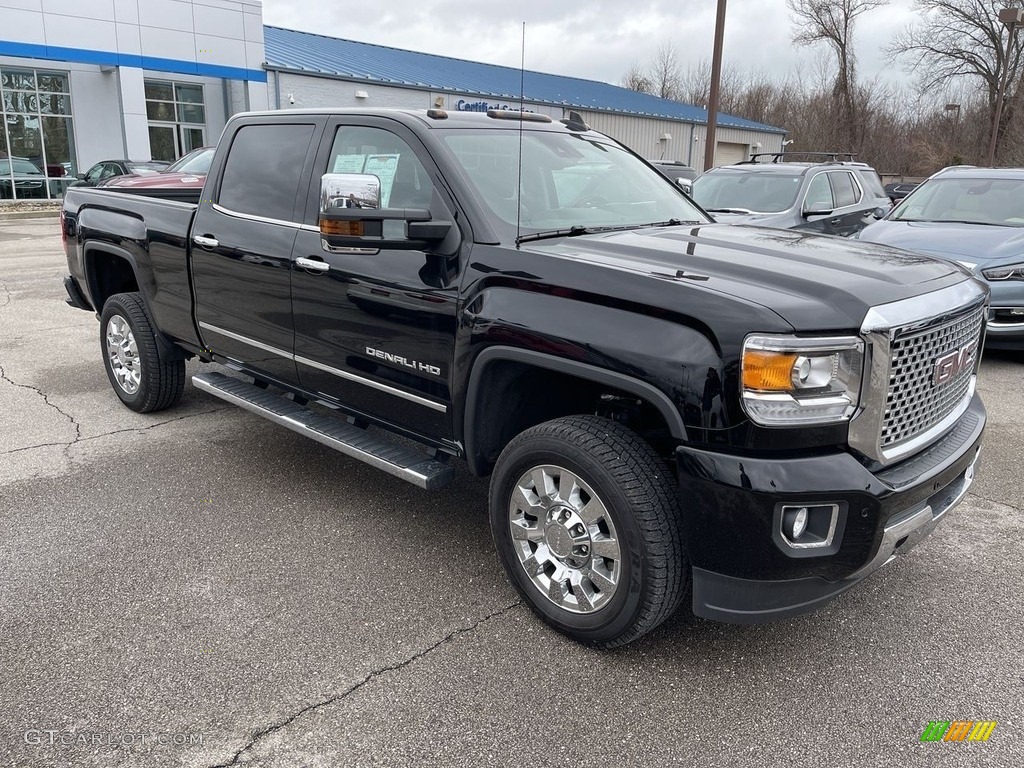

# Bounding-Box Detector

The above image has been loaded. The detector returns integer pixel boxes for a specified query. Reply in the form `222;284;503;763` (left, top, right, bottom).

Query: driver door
290;118;462;444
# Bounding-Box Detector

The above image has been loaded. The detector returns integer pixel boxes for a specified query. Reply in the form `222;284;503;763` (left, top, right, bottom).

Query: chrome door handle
193;235;219;248
295;257;330;272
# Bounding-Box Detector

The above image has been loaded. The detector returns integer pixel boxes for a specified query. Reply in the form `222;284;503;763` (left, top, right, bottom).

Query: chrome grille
881;305;985;449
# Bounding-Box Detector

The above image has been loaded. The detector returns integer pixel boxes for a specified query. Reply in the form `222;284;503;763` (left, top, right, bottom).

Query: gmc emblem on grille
933;341;978;385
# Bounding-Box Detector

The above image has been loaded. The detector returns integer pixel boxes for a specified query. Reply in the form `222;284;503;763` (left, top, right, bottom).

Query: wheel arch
83;242;145;315
464;346;687;476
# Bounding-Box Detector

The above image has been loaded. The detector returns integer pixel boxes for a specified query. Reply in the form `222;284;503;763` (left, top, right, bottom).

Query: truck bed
63;186;200;347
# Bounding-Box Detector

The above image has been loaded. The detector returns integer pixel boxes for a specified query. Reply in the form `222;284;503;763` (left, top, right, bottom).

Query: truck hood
532;223;968;331
858;219;1024;264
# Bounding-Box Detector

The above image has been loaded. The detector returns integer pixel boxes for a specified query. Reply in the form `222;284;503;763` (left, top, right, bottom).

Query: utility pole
986;8;1023;166
703;0;727;172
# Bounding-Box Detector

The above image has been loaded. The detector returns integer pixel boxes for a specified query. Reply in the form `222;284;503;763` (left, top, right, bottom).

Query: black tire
99;292;185;413
489;415;688;648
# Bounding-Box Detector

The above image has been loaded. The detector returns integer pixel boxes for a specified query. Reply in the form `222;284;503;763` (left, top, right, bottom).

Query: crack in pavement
1;407;231;456
0;362;81;459
967;490;1023;515
208;600;523;768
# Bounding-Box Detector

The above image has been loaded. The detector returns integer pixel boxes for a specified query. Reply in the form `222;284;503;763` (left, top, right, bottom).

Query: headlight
741;334;864;426
981;263;1024;280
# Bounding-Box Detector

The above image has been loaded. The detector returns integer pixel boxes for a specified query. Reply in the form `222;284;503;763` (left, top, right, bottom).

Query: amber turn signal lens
742;350;798;391
320;218;364;236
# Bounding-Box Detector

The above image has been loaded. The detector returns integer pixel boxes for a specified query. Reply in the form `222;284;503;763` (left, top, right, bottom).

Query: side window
326;126;434;209
100;163;120;179
218;123;316;221
85;164;104;182
830;172;859;207
804;174;833;211
857;169;887;200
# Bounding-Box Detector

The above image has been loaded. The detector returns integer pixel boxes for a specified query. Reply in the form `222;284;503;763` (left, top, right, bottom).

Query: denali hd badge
933;341;977;385
366;346;442;377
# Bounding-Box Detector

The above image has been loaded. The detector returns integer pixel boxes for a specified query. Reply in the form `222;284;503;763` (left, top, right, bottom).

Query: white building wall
274;73;566;116
0;0;265;175
691;125;786;169
69;66;127;165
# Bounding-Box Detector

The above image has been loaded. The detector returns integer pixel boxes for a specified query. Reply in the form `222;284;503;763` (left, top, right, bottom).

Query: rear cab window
217;123;317;222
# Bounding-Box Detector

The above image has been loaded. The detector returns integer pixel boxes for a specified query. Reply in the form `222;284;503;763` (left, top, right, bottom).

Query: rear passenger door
825;170;865;237
191;117;323;385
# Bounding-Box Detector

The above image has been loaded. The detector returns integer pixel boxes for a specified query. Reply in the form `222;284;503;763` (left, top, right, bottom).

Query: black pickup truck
61;108;987;647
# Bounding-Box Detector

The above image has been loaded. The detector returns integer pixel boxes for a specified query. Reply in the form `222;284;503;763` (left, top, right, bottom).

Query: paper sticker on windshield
363;154;400;207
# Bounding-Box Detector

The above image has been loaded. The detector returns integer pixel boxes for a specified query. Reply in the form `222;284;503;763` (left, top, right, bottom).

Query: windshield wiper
516;219;702;245
895;218;1013;227
516;225;593;245
705;207;754;214
640;218;703;227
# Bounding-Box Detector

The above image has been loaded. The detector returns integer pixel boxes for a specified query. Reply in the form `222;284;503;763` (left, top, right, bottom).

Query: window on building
145;80;206;163
0;67;76;200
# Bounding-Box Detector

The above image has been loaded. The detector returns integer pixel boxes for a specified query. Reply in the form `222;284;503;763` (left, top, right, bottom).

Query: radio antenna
515;21;525;249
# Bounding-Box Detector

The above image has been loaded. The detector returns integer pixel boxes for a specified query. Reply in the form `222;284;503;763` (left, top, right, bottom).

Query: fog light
791;507;809;539
778;503;841;550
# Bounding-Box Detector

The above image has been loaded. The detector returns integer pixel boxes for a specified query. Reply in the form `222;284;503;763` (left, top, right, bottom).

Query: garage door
715;142;748;167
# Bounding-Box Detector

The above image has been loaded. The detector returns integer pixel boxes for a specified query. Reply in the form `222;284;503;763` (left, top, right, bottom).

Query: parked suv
859;166;1024;349
690;152;891;237
651;161;698;193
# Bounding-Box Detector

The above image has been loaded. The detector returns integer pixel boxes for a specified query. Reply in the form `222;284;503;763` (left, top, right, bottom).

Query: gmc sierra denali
61;108;987;647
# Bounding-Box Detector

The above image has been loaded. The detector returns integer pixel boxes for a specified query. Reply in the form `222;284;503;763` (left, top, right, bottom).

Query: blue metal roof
262;26;785;134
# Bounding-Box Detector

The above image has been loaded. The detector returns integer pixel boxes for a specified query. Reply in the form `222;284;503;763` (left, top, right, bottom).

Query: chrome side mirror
320;173;381;212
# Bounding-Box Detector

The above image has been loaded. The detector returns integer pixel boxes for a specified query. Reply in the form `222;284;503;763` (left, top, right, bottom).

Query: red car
101;147;214;201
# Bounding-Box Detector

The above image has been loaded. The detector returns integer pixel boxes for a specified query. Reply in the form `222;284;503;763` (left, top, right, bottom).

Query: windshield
691;170;802;213
166;147;214;174
125;163;165;175
0;159;43;175
438;129;709;238
891;177;1024;226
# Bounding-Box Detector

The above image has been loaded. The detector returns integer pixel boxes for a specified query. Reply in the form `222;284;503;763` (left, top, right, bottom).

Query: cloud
261;0;917;89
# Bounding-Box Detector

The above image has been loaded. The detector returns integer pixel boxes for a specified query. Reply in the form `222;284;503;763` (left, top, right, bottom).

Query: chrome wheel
508;464;621;614
105;314;141;395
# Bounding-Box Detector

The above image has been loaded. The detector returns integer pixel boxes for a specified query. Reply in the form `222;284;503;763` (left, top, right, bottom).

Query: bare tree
888;0;1024;161
615;30;1010;175
621;60;653;94
787;0;889;149
647;43;683;100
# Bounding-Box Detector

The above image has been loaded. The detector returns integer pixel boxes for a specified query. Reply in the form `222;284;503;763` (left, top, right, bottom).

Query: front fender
456;287;726;471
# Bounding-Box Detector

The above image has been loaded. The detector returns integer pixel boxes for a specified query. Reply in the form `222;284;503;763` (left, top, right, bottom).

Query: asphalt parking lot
1;216;1021;768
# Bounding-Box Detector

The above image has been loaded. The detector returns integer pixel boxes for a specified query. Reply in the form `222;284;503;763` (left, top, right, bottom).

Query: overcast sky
261;0;918;91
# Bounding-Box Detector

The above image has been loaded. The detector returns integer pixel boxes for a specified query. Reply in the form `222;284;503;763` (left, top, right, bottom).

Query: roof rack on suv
740;152;857;165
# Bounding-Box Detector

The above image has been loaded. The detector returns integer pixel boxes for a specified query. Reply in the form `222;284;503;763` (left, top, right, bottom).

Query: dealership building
0;0;785;200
